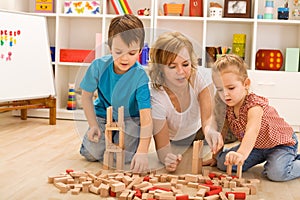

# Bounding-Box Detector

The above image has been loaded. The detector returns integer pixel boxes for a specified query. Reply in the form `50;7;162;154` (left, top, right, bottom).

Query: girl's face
162;47;192;89
110;35;140;74
213;70;249;108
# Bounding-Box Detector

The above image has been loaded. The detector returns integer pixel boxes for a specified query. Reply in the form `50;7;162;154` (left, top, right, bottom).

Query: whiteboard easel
0;10;56;124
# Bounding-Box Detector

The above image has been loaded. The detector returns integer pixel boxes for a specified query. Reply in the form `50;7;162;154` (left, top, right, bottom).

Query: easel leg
21;109;27;120
48;96;56;125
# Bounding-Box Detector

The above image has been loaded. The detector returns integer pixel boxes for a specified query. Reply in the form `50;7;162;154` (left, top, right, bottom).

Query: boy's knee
80;144;103;162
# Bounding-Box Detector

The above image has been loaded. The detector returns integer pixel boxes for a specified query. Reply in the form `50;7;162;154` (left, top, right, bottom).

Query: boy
79;14;152;173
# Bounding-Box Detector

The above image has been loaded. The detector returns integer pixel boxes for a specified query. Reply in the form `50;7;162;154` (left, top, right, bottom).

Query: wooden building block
236;163;242;178
70;187;81;195
226;165;232;176
99;183;110;197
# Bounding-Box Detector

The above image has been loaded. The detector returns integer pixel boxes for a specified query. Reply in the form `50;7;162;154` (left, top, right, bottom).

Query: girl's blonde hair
212;54;248;82
149;32;198;90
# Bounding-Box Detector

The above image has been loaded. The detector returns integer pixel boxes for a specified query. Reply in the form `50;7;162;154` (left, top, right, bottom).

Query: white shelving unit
1;0;300;131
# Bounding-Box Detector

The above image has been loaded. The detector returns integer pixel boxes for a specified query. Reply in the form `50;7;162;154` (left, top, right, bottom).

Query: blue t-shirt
80;55;151;119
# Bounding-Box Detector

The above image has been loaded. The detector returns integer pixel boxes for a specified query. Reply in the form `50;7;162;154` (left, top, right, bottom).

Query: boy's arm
82;90;100;142
226;106;263;165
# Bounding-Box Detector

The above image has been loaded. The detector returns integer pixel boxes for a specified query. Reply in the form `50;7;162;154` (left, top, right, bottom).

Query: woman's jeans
80;116;140;164
216;133;300;182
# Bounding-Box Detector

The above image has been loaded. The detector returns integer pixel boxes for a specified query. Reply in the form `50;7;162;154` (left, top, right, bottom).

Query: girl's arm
226;106;263;165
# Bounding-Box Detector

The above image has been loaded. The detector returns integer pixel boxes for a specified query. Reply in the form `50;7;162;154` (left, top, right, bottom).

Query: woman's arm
136;108;153;154
153;118;171;163
130;108;153;173
198;84;213;135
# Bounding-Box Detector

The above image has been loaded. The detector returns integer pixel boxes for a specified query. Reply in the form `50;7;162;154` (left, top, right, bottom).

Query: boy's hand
224;151;244;165
205;129;224;154
130;153;149;173
165;153;182;172
87;126;101;142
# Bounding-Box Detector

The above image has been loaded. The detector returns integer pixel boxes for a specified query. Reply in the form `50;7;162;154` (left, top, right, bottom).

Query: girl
210;54;300;181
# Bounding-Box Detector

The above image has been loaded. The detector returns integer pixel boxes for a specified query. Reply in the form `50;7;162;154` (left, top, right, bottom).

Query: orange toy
163;3;185;16
255;49;283;71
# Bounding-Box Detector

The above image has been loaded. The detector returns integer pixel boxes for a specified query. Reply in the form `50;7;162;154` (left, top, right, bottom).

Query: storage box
60;49;95;63
64;1;101;15
35;0;54;13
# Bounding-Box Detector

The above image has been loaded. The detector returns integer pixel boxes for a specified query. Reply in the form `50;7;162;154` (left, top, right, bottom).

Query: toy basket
163;3;185;16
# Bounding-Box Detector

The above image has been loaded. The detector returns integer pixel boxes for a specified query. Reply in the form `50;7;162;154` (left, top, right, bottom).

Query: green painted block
285;48;300;72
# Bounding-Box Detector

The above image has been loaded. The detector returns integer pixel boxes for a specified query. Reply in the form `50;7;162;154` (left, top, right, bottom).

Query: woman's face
162;47;192;88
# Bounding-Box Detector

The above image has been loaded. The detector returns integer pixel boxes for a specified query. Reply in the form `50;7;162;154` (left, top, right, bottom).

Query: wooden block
70;187;81;195
203;194;219;200
185;174;198;182
196;188;207;197
89;185;100;194
226;165;232;176
48;175;66;183
219;191;228;200
54;182;69;193
227;193;235;200
236;163;242;178
99;183;110;197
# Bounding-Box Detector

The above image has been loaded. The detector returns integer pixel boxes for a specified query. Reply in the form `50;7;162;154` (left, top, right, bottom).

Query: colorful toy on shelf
35;0;55;13
137;8;150;16
264;0;274;19
163;3;185;16
64;1;101;15
255;49;283;71
285;48;300;72
67;83;76;110
208;2;222;18
232;34;246;60
189;0;203;17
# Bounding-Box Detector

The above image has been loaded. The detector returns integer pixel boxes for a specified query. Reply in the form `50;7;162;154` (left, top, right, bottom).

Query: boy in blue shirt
80;14;152;173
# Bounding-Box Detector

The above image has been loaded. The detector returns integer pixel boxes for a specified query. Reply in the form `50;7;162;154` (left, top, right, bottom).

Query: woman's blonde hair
149;32;198;90
212;54;248;82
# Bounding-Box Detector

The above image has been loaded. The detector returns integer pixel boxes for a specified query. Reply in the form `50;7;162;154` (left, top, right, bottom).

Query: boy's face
162;47;192;89
110;35;140;74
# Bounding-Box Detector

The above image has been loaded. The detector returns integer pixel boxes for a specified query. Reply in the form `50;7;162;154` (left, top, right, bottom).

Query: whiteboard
0;10;55;102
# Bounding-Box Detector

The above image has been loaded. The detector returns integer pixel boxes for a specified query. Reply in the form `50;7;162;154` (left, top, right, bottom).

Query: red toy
255;49;283;71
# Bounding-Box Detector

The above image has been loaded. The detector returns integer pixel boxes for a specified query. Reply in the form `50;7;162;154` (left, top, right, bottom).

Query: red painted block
60;49;95;63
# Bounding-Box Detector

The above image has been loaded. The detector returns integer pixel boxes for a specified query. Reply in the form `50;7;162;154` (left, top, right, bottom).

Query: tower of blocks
103;106;125;170
192;140;203;174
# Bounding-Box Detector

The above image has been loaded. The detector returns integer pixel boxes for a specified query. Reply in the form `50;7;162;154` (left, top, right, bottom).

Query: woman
149;32;213;172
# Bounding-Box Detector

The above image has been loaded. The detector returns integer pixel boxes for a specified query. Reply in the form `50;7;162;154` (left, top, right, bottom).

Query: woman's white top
150;66;212;141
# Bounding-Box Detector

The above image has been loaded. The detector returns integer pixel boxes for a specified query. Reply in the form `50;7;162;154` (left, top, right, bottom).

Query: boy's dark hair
108;14;145;50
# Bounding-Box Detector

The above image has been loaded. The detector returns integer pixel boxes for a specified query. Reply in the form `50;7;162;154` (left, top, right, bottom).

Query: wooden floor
1;111;300;200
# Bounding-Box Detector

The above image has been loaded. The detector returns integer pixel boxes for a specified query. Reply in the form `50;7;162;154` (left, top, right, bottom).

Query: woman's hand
205;129;224;154
165;153;182;172
130;153;149;173
202;158;217;167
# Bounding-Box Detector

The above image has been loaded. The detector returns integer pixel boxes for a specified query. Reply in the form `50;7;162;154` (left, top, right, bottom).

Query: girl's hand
165;153;182;172
224;151;244;166
87;126;101;142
